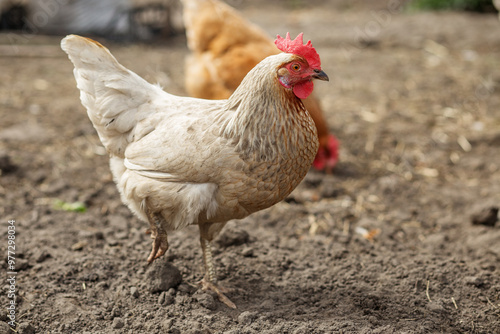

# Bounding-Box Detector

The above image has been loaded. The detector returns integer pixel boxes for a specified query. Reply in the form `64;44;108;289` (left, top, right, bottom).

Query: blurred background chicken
181;0;339;172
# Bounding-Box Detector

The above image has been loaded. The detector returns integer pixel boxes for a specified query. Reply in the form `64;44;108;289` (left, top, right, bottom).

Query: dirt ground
1;1;500;333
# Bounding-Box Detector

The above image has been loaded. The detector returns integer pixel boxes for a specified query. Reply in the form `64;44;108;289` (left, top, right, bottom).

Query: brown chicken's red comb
274;32;321;69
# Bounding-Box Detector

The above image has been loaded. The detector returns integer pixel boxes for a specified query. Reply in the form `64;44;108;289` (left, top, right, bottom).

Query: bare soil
1;2;500;333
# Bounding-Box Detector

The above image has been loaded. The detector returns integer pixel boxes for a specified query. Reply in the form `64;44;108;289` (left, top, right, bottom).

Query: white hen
61;33;327;308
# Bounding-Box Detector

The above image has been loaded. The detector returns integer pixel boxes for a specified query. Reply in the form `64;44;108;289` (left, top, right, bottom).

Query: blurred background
0;0;498;40
0;1;499;333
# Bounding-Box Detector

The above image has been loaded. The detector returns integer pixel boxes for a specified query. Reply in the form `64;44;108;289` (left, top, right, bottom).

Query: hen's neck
215;53;318;161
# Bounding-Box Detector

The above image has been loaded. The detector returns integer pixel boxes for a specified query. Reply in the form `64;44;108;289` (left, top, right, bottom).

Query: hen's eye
291;63;301;72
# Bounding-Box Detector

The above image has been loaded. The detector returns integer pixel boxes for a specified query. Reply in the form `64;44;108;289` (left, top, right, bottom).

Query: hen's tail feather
61;34;163;157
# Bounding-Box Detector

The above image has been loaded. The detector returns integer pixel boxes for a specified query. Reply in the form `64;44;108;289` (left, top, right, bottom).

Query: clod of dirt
112;318;125;329
216;226;250;247
111;306;122;318
158;289;176;306
237;311;258;325
146;261;182;293
464;276;484;288
471;206;498;227
241;246;254;257
130;286;139;298
0;151;17;174
162;318;174;331
71;240;88;251
426;301;446;313
177;283;196;294
106;238;119;247
32;249;51;263
96;281;108;290
17;322;36;334
194;291;218;310
0;322;11;333
16;258;29;271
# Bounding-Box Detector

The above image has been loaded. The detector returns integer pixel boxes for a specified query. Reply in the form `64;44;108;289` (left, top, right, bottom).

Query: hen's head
274;33;328;99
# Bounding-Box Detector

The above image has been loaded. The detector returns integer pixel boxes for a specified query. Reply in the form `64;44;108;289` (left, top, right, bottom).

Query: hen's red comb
275;32;321;69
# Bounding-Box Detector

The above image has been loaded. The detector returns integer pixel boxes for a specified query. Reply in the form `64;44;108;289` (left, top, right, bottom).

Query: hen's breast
209;104;318;220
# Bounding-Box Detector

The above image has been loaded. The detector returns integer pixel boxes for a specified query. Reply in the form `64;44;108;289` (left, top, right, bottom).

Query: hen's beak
312;69;329;81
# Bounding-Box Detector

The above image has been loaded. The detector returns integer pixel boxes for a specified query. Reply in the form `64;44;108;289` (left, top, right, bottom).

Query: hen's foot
145;211;169;263
199;277;236;309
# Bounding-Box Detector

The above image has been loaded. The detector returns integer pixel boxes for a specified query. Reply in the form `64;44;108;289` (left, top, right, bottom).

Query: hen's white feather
61;35;170;157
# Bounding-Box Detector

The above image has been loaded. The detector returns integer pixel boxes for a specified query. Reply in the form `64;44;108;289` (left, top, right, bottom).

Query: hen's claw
200;278;236;309
147;228;168;263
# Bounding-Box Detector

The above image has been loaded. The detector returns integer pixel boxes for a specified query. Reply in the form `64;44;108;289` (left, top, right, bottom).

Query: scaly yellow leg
199;224;236;309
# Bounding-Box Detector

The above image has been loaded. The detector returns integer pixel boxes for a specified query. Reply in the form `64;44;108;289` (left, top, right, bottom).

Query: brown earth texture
1;1;500;333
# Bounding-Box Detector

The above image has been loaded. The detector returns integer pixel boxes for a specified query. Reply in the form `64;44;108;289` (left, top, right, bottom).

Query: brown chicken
61;32;328;308
181;0;339;172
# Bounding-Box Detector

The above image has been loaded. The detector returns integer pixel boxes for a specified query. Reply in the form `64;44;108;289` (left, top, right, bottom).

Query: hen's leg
198;223;236;309
145;209;169;263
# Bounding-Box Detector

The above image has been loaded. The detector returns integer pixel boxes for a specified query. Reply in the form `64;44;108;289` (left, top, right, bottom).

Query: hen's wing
61;34;229;183
122;99;228;184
